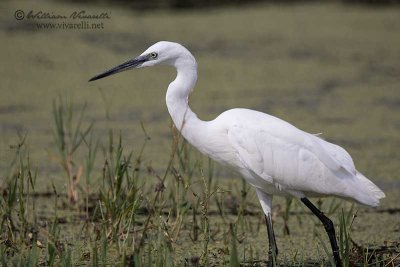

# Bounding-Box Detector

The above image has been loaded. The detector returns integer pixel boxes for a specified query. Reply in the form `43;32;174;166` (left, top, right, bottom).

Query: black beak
89;55;147;82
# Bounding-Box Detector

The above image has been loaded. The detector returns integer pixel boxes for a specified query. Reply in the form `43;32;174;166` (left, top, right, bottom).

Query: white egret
89;41;385;267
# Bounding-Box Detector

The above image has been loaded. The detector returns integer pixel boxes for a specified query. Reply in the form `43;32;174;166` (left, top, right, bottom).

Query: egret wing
225;110;357;193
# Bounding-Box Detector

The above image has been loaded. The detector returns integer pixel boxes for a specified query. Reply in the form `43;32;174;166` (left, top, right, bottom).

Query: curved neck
166;59;204;142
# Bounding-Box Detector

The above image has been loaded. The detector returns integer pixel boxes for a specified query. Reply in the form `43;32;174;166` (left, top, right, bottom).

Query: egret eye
150;52;158;59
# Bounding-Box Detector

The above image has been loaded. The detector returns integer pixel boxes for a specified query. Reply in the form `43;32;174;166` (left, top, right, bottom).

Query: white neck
165;55;205;143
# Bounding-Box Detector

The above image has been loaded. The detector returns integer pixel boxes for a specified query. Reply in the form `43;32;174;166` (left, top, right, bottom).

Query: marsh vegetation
1;0;399;265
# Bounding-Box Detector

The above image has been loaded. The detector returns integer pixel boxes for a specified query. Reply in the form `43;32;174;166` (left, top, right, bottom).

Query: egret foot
301;198;343;267
265;215;278;267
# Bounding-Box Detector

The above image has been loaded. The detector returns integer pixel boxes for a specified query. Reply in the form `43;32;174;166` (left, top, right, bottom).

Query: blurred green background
0;0;399;263
1;0;399;189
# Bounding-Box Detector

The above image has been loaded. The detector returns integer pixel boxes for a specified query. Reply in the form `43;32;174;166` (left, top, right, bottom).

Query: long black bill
89;55;147;82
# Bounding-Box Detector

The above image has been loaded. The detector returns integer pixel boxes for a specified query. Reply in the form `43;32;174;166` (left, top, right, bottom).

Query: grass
51;95;93;204
1;0;400;265
1;95;398;266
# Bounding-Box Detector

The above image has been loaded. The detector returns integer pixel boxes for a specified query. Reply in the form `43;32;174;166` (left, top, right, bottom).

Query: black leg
301;198;342;267
265;214;278;267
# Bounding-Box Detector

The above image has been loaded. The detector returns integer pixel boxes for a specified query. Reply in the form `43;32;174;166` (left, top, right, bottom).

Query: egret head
89;41;195;82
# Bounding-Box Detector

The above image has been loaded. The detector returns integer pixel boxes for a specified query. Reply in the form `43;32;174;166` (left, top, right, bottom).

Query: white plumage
89;41;385;266
203;108;384;207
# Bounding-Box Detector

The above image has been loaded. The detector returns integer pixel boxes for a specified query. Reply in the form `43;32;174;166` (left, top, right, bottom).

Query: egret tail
353;172;385;207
